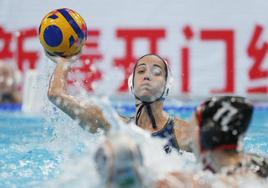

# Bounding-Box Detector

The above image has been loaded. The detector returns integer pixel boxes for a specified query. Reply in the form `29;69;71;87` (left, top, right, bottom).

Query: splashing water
29;58;196;187
1;57;268;188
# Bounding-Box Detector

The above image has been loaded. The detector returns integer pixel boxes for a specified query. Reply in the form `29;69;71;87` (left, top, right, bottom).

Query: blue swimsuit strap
126;115;181;151
151;116;173;135
151;116;181;152
166;116;181;151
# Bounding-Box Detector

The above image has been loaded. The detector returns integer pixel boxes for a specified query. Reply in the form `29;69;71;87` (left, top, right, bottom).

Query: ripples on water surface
0;102;267;188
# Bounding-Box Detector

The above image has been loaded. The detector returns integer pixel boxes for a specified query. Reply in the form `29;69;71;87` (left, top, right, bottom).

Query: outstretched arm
47;55;110;133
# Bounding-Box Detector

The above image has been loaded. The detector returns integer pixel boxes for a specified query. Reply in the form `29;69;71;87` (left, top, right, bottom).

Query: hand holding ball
39;8;87;58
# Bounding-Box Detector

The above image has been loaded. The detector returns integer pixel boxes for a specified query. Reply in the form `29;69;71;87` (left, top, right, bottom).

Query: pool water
0;113;58;188
0;103;267;188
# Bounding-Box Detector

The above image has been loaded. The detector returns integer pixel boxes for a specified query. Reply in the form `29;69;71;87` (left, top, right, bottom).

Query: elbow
47;89;61;103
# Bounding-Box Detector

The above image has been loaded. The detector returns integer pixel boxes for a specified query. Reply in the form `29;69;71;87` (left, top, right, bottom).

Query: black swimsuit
151;116;180;153
128;116;180;153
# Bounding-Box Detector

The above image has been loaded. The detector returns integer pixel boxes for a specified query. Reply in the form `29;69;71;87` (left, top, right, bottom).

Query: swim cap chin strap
128;55;171;129
135;101;158;129
132;67;167;130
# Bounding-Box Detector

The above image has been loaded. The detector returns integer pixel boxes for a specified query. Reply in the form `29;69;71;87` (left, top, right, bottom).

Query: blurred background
0;0;267;106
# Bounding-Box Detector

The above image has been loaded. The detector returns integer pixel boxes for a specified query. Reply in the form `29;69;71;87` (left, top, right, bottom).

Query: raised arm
47;55;110;133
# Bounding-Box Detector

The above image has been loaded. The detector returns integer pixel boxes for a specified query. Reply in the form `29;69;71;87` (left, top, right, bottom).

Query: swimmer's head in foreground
94;134;144;188
192;96;253;153
189;96;264;175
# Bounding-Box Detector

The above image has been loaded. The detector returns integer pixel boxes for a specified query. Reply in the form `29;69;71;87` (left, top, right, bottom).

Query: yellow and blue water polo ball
39;8;87;57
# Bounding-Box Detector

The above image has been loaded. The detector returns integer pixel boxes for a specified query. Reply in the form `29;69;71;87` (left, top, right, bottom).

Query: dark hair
195;96;253;152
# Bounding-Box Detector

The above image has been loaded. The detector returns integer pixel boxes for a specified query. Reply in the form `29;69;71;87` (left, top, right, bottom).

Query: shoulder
173;117;190;128
172;117;191;136
172;117;191;135
172;117;193;151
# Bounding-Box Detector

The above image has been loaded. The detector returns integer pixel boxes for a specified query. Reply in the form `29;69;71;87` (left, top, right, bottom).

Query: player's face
133;56;166;102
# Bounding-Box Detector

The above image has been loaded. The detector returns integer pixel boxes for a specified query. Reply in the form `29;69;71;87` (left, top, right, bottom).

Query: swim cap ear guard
128;59;173;101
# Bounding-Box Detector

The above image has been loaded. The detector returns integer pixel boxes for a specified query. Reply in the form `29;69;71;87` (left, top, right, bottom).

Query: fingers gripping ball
39;8;87;57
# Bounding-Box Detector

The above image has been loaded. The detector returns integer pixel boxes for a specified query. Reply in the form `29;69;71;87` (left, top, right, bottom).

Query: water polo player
95;134;144;188
191;96;268;178
47;53;192;153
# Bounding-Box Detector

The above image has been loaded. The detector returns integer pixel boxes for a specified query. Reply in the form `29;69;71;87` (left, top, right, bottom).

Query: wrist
58;60;72;71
